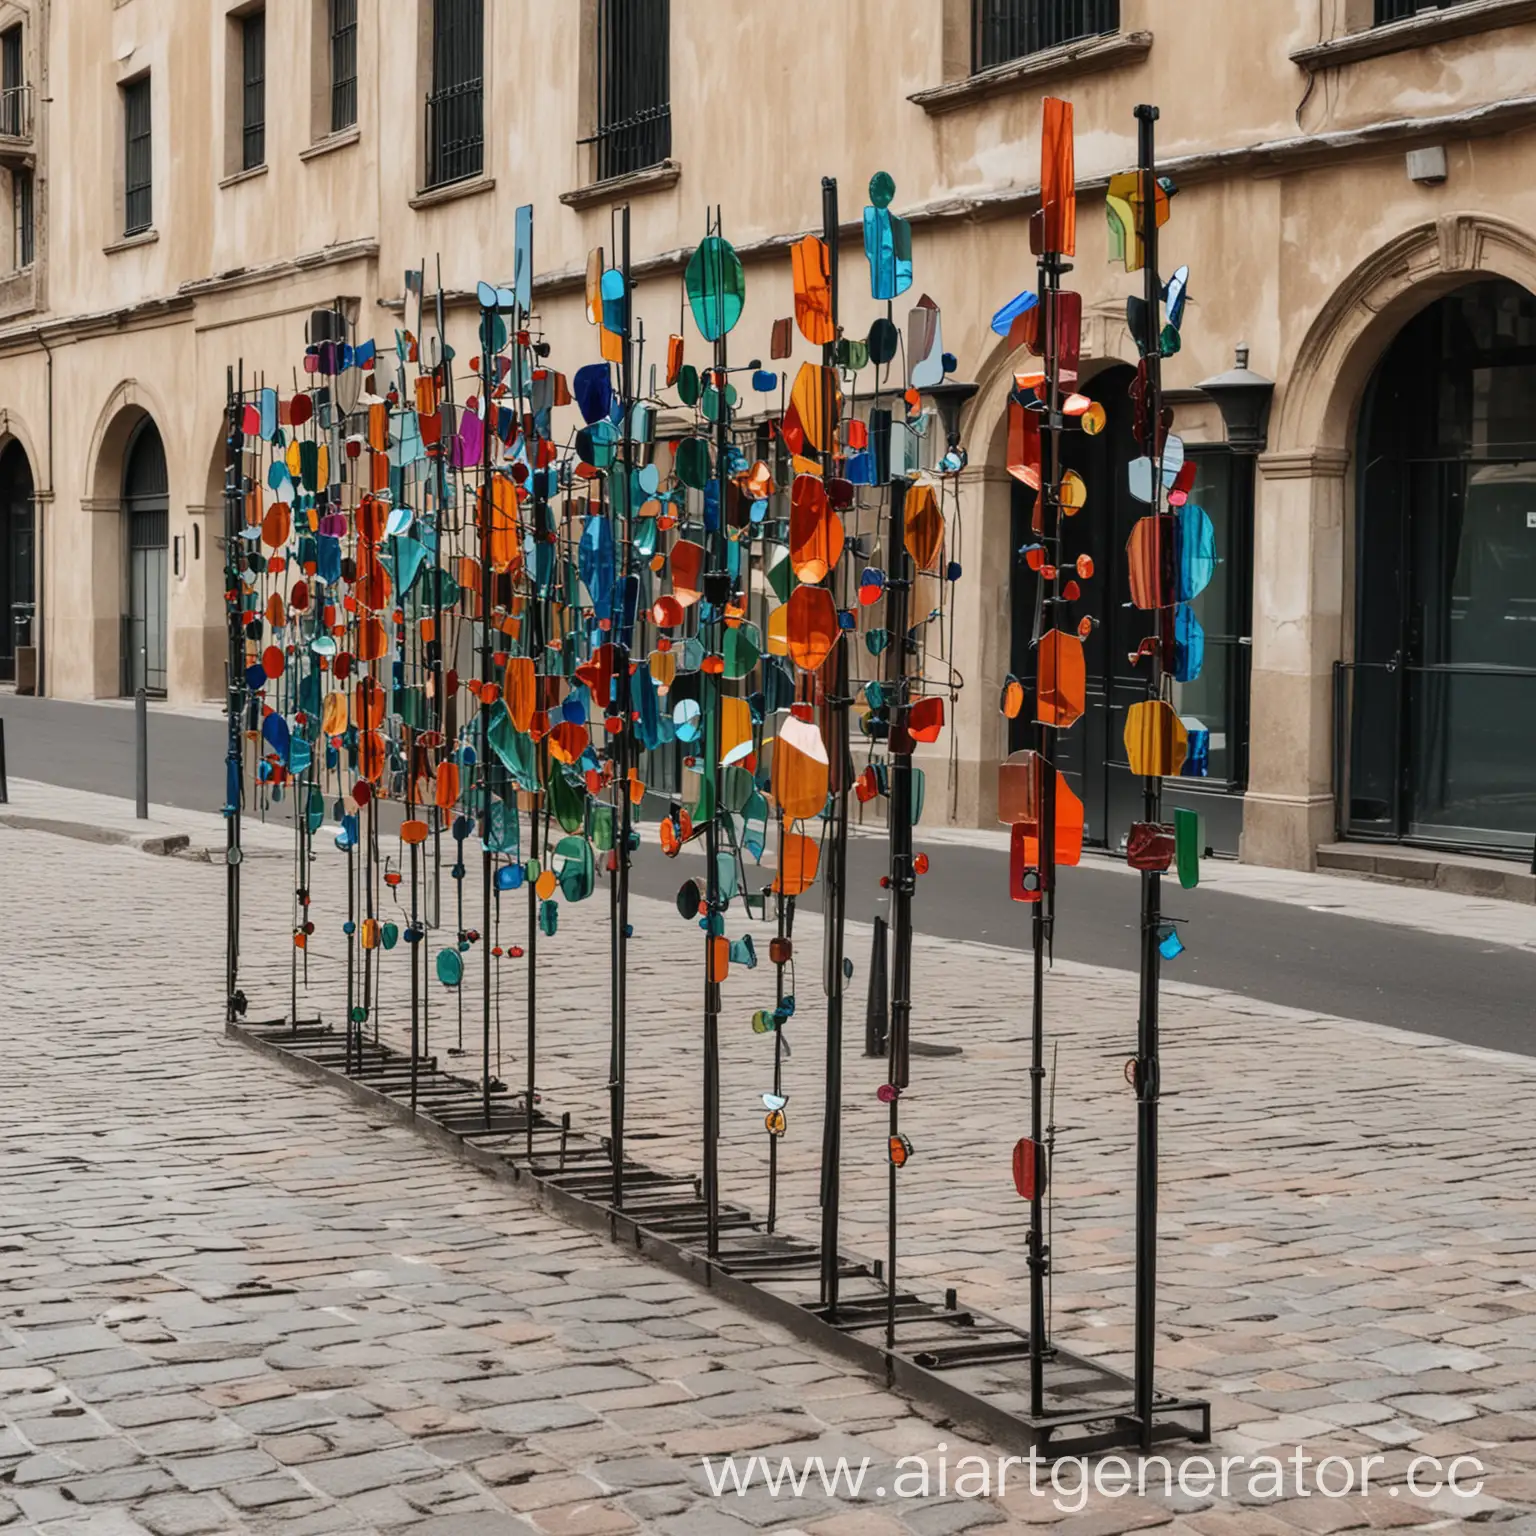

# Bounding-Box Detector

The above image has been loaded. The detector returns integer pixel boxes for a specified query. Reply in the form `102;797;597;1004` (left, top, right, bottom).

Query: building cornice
379;95;1536;314
1259;448;1352;481
1291;0;1536;71
908;31;1153;117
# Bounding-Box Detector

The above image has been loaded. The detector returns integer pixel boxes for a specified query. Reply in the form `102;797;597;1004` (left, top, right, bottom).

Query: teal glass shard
539;899;559;936
863;205;913;302
685;235;746;341
717;851;739;901
436;947;463;987
729;934;758;969
1158;925;1184;961
1173;602;1205;683
1177;504;1217;600
555;834;596;902
514;203;534;312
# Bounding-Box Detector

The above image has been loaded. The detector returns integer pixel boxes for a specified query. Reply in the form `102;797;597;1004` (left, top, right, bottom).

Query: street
3;775;1536;1531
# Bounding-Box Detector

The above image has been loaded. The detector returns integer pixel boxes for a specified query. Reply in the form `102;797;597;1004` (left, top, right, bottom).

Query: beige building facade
3;0;1536;870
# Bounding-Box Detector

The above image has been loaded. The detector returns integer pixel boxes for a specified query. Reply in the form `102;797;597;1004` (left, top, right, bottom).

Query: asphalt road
4;691;1531;1056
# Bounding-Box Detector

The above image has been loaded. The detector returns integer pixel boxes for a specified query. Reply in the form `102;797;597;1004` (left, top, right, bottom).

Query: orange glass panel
1039;97;1077;257
548;721;590;764
671;539;705;605
505;655;537;732
435;762;461;808
709;936;730;984
789;475;844;585
1126;514;1172;610
908;696;944;743
488;478;521;574
1036;630;1085;729
1007;402;1041;491
772;713;829;820
357;615;389;662
585;247;603;325
1018;771;1085;868
574;643;616;709
600;323;623;365
649;648;677;690
355;553;391;612
358;729;387;782
1001;677;1026;719
355;677;385;729
997;749;1042;827
320;691;349;737
1124;699;1188;778
904;482;945;573
791;234;836;346
261;503;290;549
773;831;821;896
265;593;286;629
652;594;684;629
787;584;838;673
401;819;430;845
368;402;388;453
666;334;684;385
789;363;840;454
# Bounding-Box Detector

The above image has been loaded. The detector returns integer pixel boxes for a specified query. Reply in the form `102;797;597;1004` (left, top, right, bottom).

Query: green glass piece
869;170;895;209
436;948;463;987
685;235;746;341
539;899;559;936
396;685;426;729
381;922;400;950
487;704;538;791
306;786;325;835
766;546;792;604
716;851;739;901
701;382;739;424
546;760;587;834
676;437;711;490
591;803;615;852
350;1004;369;1023
1160;323;1182;359
912;767;925;827
722;764;755;815
555;833;596;902
723;622;761;679
1175;806;1201;889
484;798;520;856
865;628;890;656
677;364;700;407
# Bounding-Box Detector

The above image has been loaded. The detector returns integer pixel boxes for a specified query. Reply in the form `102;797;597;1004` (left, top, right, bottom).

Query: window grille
587;0;670;182
425;0;483;188
330;0;358;133
241;10;266;170
972;0;1119;71
123;76;152;235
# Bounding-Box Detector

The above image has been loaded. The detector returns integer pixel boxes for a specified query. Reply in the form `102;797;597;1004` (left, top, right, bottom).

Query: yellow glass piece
1106;171;1171;274
649;648;677;691
1059;470;1088;514
903;481;945;572
772;713;829;820
1082;401;1108;436
789;362;840;454
320;692;349;737
1124;699;1189;778
766;602;789;657
720;696;752;762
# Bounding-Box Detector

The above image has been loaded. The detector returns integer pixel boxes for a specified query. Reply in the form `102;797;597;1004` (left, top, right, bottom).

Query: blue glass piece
703;481;720;532
514;204;533;312
477;280;498;309
990;290;1039;337
262;712;290;758
1165;265;1190;330
845;451;875;486
355;338;376;368
317;534;342;586
1173;602;1205;684
601;267;627;335
863;205;913;301
1177;504;1218;601
837;608;856;630
288;734;312;775
259;387;278;439
266;460;289;491
632;518;657;558
1158;926;1185;961
244;663;266;691
752;369;777;393
391;536;428;597
1181;724;1211;779
729;934;758;969
495;864;518;890
633;662;663;751
579;513;615;614
561;686;589;724
573;363;613;426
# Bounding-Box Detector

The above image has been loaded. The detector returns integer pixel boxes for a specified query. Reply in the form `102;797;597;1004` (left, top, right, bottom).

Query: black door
1009;366;1252;852
0;440;33;683
124;419;168;696
1348;279;1536;854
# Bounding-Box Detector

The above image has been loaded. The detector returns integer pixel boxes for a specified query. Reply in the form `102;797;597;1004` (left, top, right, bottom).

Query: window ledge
410;174;495;211
909;30;1153;116
300;126;360;162
559;157;682;211
1290;0;1536;68
104;229;159;255
218;163;269;191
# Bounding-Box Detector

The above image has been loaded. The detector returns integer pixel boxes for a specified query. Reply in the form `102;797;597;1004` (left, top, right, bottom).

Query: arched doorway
1008;366;1253;851
1347;278;1536;853
123;418;168;696
0;440;34;684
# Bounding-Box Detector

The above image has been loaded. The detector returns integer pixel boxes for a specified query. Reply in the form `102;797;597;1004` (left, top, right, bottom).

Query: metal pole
223;364;245;1024
1132;101;1164;1450
816;176;848;1314
0;717;8;805
135;686;148;819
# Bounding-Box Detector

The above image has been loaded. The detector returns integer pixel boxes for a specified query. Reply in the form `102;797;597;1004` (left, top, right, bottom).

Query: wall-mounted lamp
1197;344;1275;456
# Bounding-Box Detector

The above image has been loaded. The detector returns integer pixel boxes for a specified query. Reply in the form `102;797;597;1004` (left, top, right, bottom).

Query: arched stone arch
85;379;174;508
0;409;43;484
1243;214;1536;872
1273;213;1536;457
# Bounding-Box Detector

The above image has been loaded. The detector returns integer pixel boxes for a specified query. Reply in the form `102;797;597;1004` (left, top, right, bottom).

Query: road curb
0;811;196;858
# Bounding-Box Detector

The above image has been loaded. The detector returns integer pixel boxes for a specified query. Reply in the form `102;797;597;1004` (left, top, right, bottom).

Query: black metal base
228;1019;1211;1457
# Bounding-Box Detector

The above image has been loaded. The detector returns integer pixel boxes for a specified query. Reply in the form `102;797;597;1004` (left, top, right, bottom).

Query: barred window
241;9;266;170
972;0;1119;71
330;0;357;133
426;0;483;188
588;0;670;182
123;75;152;235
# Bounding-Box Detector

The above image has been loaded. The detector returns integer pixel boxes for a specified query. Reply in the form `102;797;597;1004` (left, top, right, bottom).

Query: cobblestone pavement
4;820;1536;1533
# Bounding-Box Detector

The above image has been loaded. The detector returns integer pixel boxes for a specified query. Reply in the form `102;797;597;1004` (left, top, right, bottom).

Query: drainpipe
37;328;52;697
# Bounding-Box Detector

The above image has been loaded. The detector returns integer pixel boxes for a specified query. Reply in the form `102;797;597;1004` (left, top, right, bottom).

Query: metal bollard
135;687;148;820
0;716;7;805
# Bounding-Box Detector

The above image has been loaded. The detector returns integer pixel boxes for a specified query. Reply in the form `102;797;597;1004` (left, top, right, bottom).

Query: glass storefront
1348;279;1536;853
